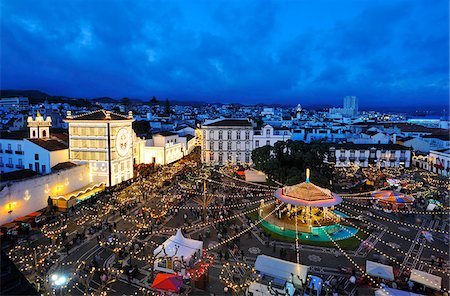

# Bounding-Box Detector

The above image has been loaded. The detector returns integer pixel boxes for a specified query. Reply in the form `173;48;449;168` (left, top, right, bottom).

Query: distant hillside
91;97;117;103
0;89;51;103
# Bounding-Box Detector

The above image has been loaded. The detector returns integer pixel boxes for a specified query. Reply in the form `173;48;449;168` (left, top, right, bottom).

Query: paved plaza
2;154;449;296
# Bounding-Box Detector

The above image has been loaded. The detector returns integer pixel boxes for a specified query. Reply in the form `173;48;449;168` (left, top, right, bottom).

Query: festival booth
409;269;442;291
244;169;268;183
51;182;105;209
151;273;184;294
366;260;394;281
254;255;309;289
374;288;424;296
371;191;414;211
153;229;203;276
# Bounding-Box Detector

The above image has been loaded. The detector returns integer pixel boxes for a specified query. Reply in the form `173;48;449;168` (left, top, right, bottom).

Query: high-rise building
329;96;358;117
343;96;358;115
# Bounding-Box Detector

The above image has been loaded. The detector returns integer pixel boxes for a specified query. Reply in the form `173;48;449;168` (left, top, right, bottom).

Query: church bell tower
27;111;52;139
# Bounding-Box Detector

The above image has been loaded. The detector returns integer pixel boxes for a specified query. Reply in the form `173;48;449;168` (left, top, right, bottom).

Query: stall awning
52;182;105;201
366;260;394;281
254;255;309;285
409;269;441;290
245;169;267;183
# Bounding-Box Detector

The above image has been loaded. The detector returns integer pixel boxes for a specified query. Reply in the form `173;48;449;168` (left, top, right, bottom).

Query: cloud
0;0;448;107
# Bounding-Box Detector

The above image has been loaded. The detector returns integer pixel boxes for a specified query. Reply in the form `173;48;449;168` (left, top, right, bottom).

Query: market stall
366;260;394;281
371;191;414;210
153;229;203;275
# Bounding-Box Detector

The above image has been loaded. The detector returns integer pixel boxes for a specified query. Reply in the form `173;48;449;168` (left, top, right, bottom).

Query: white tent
153;229;203;275
375;287;424;296
366;260;394;281
254;255;309;287
409;269;442;290
245;169;268;183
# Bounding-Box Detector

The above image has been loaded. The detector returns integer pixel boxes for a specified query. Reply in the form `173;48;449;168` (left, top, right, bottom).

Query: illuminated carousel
259;169;358;241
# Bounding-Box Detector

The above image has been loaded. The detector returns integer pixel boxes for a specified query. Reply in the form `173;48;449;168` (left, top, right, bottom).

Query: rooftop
203;118;252;127
0;130;29;140
154;131;178;137
66;109;131;121
0;169;39;183
329;143;411;150
52;161;77;171
27;138;68;151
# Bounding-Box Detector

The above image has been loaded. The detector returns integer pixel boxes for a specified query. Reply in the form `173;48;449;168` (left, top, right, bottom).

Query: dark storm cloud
0;0;448;107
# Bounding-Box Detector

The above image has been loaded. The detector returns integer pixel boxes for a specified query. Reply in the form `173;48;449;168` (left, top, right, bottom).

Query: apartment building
326;143;411;168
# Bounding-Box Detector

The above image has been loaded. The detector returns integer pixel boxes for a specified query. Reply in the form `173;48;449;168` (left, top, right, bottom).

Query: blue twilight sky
0;0;448;107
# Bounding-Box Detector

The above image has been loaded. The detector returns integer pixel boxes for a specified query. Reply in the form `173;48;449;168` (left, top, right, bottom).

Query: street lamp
50;273;68;296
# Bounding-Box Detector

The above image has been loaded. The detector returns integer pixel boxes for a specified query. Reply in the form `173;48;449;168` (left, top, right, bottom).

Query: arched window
42;130;47;137
32;130;36;138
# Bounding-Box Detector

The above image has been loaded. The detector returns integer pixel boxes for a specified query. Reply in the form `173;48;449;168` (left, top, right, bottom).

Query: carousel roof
274;181;342;207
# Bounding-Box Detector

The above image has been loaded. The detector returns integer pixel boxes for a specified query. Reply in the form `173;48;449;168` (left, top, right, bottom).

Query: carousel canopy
274;182;342;207
371;191;414;204
409;269;441;290
153;229;203;262
254;255;309;286
366;260;394;281
151;273;183;292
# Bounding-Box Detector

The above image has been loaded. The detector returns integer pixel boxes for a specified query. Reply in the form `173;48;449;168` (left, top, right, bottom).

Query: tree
149;96;158;106
122;97;131;107
251;140;333;187
164;98;171;116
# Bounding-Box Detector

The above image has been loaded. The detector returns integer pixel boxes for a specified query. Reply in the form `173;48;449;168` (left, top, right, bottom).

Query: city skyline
1;0;448;107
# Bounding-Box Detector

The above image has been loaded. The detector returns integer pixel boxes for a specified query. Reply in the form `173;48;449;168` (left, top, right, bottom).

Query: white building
139;132;195;165
65;109;134;187
254;125;291;148
329;96;358;117
429;149;450;177
201;119;291;165
327;143;411;168
0;163;92;225
201;118;254;165
0;97;29;110
0;112;69;174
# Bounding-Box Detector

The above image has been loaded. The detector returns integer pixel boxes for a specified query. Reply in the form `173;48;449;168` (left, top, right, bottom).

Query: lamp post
50;273;68;296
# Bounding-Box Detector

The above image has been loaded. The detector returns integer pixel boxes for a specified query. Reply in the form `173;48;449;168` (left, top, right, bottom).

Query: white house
253;125;291;149
140;132;195;165
0;112;69;175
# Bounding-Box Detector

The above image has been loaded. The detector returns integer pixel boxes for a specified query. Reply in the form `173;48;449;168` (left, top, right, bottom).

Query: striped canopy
371;191;414;204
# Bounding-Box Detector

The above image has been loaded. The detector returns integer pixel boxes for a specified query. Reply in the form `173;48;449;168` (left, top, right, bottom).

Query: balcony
5;163;13;168
389;156;397;161
15;164;24;169
15;151;24;155
5;149;12;154
349;156;356;161
399;156;407;161
339;156;347;162
359;157;367;161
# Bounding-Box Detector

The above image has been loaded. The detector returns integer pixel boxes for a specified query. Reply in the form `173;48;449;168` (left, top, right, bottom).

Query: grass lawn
246;210;367;250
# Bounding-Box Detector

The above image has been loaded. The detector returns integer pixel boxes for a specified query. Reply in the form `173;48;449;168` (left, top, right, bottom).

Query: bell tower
27;111;52;139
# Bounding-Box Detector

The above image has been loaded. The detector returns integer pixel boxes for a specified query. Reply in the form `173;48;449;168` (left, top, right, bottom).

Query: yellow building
65;110;134;187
